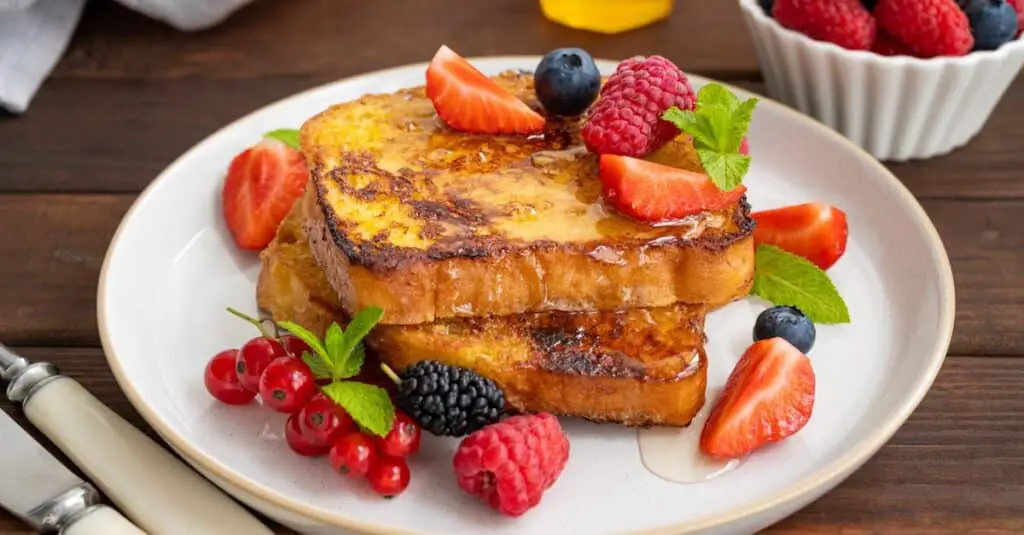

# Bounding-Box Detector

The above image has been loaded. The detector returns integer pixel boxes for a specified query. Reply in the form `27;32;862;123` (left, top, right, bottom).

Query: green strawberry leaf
264;128;301;150
301;351;333;380
321;381;395;437
751;244;851;324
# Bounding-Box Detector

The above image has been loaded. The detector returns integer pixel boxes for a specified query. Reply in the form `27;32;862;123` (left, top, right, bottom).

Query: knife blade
0;344;273;535
0;410;144;534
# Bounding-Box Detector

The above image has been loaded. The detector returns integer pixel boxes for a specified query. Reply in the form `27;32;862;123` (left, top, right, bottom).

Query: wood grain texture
4;76;1024;196
0;194;1019;355
56;0;758;82
1;352;1021;533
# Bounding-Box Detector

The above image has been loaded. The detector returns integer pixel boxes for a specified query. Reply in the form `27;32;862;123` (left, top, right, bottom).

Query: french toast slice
259;197;708;426
300;70;755;325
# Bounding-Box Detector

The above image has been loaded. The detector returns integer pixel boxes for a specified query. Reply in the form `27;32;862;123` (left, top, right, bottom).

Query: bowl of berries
739;0;1024;161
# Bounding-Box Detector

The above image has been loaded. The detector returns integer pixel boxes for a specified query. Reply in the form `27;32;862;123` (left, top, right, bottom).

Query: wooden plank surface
54;0;759;82
0;194;1018;355
4;75;1024;197
0;351;1020;534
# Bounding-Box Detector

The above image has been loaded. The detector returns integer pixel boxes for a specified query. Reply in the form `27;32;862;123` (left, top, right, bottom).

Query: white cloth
0;0;252;113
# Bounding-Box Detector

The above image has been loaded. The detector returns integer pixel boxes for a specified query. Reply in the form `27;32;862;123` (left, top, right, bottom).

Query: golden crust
299;70;755;325
258;200;707;426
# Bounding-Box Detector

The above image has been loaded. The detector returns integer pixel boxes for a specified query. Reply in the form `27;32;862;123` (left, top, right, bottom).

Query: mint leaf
696;149;750;191
726;98;758;153
323;322;345;379
264;128;300;150
301;351;332;380
276;321;329;363
321;381;395;437
696;83;740;111
751;245;851;324
334;344;365;380
662;108;714;148
332;307;383;378
662;83;758;192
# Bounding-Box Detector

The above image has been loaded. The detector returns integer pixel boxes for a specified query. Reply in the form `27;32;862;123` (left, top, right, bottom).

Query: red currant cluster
202;309;421;498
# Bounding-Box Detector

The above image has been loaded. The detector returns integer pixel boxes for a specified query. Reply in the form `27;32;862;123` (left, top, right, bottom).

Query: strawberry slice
752;202;849;270
700;338;816;460
425;45;545;135
222;138;308;251
598;155;747;223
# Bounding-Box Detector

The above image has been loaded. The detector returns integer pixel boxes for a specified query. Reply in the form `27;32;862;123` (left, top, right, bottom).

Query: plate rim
96;55;957;535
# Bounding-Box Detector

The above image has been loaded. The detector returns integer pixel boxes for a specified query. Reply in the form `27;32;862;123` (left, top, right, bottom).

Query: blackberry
386;361;505;437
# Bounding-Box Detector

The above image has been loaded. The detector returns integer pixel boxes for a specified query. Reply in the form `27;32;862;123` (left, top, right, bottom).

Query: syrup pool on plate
637;388;740;483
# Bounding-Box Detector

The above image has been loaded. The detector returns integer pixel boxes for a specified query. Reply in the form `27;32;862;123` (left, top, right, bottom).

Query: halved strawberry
598;155;747;223
752;202;849;270
222;138;308;251
700;338;815;460
425;45;545;135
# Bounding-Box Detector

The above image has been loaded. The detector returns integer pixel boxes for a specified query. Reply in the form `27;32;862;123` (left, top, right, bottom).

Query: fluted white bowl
739;0;1024;161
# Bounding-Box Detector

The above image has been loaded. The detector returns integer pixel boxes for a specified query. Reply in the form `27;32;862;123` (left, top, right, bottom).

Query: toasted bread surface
259;200;707;426
300;71;754;324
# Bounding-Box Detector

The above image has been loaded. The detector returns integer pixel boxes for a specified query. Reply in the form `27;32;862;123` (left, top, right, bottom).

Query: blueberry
753;306;816;353
964;0;1019;51
759;0;774;15
534;48;601;117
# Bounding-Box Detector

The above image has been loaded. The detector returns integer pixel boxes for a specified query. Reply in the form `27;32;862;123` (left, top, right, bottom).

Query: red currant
204;349;255;405
368;456;411;498
285;413;329;457
298;393;355;446
329;433;378;478
377;412;421;458
235;337;287;393
259;357;316;413
280;334;312;359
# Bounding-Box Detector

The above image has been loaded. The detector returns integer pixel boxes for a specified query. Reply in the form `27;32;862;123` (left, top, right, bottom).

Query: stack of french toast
256;71;756;427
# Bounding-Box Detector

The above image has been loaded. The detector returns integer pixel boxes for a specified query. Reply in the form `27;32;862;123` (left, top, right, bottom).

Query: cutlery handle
23;376;273;535
62;506;147;535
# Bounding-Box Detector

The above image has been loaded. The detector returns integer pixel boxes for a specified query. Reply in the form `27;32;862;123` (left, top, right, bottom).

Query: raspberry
872;30;914;56
773;0;877;50
452;413;570;517
581;56;695;157
874;0;974;57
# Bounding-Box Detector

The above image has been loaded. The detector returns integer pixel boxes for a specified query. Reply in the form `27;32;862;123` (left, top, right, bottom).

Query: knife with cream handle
0;409;145;534
0;343;274;535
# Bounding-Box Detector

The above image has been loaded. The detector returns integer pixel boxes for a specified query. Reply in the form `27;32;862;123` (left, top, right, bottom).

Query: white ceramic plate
98;57;955;535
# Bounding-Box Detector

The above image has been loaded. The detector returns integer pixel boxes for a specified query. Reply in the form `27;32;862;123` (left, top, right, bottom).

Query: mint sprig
275;306;394;437
264;128;301;150
751;245;851;324
662;83;758;192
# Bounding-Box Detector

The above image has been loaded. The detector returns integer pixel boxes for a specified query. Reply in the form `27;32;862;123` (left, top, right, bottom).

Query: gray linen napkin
0;0;253;113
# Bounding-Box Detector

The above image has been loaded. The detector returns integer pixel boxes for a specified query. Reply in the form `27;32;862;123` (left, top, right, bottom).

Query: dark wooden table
1;1;1022;533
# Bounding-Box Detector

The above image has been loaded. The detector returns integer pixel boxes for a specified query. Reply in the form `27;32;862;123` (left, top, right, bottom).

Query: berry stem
226;306;274;339
379;363;401;385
